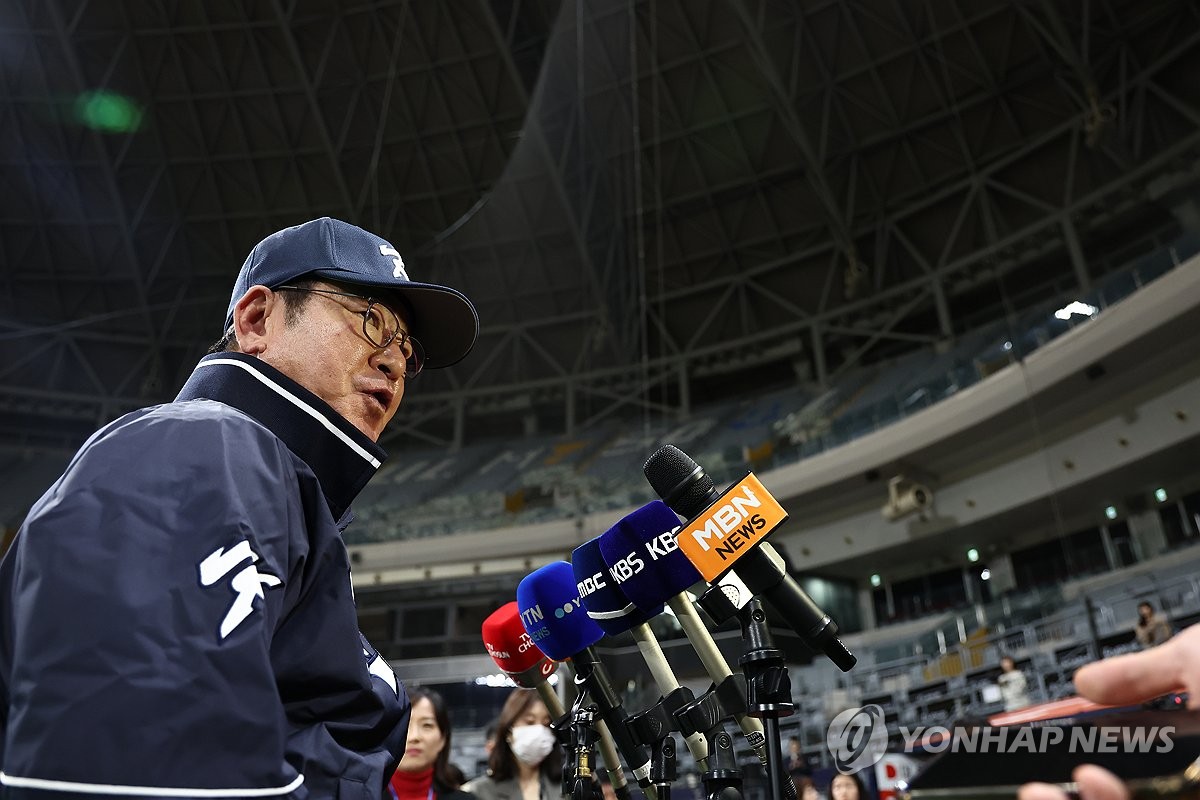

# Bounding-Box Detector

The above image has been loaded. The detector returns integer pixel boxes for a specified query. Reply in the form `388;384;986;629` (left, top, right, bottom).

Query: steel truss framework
0;0;1198;456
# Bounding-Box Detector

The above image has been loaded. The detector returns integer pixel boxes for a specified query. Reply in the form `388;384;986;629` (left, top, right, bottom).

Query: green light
967;548;979;563
1155;488;1168;503
1105;505;1118;520
74;91;143;133
870;573;882;587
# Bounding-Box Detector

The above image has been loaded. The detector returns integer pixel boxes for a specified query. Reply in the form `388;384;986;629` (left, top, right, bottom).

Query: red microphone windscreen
481;601;556;681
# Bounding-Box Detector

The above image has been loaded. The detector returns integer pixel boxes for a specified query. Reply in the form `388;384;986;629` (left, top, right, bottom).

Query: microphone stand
678;690;743;800
565;662;637;800
626;702;678;800
697;587;799;800
736;599;794;800
567;702;604;800
571;649;659;800
552;707;577;797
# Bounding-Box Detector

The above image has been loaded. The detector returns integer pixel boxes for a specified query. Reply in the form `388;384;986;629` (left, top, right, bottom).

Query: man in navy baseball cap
0;218;478;797
224;216;478;370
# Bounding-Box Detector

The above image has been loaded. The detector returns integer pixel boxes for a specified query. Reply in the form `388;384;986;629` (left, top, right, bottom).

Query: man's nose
370;340;406;378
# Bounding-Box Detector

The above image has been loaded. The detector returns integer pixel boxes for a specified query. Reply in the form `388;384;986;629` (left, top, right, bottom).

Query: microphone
571;535;709;767
517;562;656;793
481;603;634;800
643;445;856;672
597;503;768;742
482;601;560;691
599;501;807;800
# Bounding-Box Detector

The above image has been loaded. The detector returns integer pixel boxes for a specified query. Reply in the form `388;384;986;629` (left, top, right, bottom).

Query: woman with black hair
463;688;561;800
390;688;472;800
830;772;871;800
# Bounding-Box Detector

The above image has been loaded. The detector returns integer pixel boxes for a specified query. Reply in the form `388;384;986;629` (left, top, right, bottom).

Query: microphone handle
629;623;709;766
595;722;633;800
736;548;856;672
670;593;800;800
670;476;853;670
536;680;566;718
668;594;769;747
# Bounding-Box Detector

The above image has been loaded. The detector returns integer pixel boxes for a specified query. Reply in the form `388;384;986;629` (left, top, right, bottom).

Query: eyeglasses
274;285;424;378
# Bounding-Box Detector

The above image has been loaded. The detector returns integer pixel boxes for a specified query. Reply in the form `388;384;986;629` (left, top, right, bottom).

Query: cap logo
379;245;407;280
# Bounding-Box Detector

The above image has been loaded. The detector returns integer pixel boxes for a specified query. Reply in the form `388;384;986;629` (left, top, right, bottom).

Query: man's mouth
365;388;393;411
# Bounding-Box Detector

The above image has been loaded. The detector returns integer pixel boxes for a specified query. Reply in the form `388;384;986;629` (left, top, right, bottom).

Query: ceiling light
1054;301;1099;321
73;91;143;133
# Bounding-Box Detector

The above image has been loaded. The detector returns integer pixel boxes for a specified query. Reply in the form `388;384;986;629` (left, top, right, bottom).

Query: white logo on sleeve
359;632;400;696
365;646;399;695
380;245;407;279
199;540;282;639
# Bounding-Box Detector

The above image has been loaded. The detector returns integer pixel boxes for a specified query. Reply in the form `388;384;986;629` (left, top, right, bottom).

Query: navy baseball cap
225;217;479;369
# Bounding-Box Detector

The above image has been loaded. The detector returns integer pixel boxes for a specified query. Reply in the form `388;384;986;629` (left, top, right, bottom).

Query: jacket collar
175;352;386;522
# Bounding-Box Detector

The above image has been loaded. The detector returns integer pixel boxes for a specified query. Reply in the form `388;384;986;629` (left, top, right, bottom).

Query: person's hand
1017;623;1200;800
1019;765;1128;800
1070;622;1200;710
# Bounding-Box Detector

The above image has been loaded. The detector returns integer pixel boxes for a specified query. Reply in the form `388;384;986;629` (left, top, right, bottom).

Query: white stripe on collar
198;358;381;469
0;771;304;797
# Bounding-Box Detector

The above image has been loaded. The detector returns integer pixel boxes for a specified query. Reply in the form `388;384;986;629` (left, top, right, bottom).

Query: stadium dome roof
2;0;1199;454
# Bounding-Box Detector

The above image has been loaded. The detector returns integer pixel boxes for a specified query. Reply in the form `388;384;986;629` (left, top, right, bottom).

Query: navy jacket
0;353;410;799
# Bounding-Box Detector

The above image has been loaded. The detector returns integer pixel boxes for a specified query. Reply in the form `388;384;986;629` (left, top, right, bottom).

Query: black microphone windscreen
643;445;716;518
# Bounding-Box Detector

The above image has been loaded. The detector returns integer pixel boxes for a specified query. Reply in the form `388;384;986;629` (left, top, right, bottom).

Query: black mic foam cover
644;445;717;519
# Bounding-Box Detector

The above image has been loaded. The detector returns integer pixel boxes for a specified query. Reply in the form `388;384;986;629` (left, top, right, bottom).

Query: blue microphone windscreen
599;501;701;610
516;561;603;661
572;536;660;635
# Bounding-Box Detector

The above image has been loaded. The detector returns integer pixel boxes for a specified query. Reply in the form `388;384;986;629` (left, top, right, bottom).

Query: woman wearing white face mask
463;689;561;800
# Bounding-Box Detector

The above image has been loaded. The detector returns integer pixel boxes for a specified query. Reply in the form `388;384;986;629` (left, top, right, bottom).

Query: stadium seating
342;231;1199;547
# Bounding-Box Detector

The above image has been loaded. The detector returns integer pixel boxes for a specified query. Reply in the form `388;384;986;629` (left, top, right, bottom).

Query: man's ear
232;285;275;355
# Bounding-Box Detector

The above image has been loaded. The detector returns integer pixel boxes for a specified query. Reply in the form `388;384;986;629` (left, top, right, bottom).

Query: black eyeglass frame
274;285;423;378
